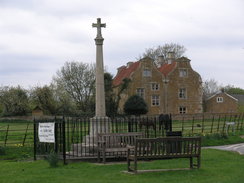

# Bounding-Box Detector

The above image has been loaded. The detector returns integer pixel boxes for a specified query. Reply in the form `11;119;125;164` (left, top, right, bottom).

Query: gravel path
203;143;244;155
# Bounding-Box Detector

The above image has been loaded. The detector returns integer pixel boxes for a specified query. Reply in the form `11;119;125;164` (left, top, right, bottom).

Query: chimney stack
167;51;175;64
126;62;133;68
158;55;166;66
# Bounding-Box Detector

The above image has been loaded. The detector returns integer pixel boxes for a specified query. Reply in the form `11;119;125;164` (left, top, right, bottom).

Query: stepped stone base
69;117;111;155
69;143;98;155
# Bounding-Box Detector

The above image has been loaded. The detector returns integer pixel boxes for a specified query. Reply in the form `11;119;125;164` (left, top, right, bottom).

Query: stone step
71;142;98;154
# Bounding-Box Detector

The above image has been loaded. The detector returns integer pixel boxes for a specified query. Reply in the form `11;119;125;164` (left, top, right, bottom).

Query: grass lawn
0;149;244;183
0;146;33;161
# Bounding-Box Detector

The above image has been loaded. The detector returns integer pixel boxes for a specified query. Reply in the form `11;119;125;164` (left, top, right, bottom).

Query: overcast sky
0;0;243;89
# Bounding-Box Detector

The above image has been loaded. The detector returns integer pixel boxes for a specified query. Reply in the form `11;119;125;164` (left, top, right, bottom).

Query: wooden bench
127;137;201;173
97;132;144;163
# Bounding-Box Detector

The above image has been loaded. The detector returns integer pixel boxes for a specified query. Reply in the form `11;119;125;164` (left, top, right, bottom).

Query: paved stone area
204;143;244;155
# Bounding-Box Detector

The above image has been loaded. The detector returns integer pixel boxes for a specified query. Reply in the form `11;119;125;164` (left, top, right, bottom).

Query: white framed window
216;97;223;103
151;95;160;106
179;106;187;114
179;69;188;77
179;88;187;99
136;88;145;98
151;83;159;91
143;69;152;77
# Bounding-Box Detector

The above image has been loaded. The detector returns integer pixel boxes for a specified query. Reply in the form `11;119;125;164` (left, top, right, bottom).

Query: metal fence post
201;114;205;133
222;115;227;133
62;116;66;165
181;117;185;135
22;123;29;146
191;117;195;135
33;119;37;161
210;115;214;133
4;125;9;147
217;115;221;132
236;114;241;130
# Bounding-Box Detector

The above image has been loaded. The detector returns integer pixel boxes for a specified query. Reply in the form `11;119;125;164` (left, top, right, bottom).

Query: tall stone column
71;18;110;155
90;18;110;142
92;18;106;117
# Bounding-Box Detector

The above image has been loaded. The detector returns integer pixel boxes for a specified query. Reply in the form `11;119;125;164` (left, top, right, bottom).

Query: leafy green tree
0;86;29;116
30;85;58;115
114;78;131;114
104;72;117;116
224;86;244;95
30;84;76;115
123;95;148;115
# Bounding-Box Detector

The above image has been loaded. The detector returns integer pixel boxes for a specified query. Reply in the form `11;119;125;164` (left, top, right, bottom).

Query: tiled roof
113;60;177;86
158;62;177;76
112;61;140;87
207;91;238;101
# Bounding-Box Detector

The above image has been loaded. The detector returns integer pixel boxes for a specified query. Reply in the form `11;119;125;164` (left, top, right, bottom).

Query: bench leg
97;151;101;163
127;158;131;171
134;158;137;173
190;157;193;169
197;156;201;169
127;157;137;173
103;151;106;164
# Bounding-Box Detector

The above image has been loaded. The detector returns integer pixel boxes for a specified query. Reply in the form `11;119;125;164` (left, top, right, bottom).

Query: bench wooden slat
127;137;201;173
97;132;144;163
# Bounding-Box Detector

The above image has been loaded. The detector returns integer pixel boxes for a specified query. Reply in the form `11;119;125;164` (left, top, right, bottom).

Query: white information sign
38;123;55;143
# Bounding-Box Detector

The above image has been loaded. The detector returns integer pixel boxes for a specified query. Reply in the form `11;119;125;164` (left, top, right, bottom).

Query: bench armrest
127;145;135;150
127;145;135;156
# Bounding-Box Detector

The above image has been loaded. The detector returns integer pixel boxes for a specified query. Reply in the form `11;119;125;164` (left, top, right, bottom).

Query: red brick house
113;56;203;115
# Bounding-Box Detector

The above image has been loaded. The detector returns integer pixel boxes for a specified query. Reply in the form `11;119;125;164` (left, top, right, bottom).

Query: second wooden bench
97;132;144;163
127;137;201;173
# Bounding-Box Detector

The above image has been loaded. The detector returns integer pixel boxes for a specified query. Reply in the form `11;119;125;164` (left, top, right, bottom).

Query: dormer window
179;69;188;77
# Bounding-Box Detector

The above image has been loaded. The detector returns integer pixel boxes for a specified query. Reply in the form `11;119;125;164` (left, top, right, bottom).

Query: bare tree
202;78;222;100
53;62;95;113
202;78;223;111
138;43;186;65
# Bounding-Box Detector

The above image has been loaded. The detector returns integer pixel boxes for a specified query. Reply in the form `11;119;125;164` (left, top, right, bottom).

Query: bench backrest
97;132;144;148
134;137;201;158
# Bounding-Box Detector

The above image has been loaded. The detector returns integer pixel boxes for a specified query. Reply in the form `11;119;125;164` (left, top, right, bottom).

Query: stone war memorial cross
92;18;106;118
89;18;110;145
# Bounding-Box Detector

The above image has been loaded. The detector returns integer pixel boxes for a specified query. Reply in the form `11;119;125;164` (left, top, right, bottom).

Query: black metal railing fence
1;113;243;161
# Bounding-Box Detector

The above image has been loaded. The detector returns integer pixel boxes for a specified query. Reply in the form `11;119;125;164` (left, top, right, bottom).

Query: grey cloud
0;53;54;74
0;0;244;88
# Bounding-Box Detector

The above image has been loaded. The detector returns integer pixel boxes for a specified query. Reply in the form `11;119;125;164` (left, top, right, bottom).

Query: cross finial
92;18;106;38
